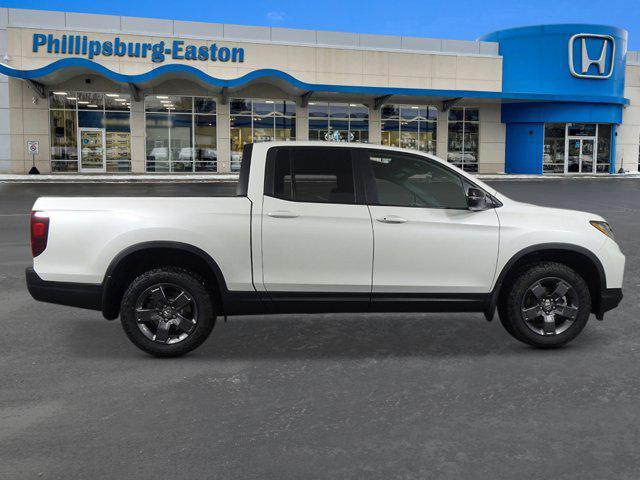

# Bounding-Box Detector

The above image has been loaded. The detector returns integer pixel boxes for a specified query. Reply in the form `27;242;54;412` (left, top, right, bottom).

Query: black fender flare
484;242;606;321
101;241;229;319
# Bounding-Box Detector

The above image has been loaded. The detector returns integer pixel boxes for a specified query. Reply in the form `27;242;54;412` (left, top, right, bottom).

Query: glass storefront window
145;113;171;172
105;112;133;172
50;109;77;172
195;115;217;172
76;92;104;109
170;113;194;172
308;102;369;143
49;91;132;172
543;123;612;174
567;124;596;137
145;95;193;113
144;95;217;172
543;123;566;173
447;107;479;172
381;104;438;154
230;98;296;172
104;93;132;112
596;124;612;173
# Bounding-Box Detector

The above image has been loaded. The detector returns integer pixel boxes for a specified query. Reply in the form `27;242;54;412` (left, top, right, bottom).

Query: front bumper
25;267;103;311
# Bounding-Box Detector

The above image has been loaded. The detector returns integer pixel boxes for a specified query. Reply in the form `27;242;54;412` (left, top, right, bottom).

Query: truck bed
32;196;254;291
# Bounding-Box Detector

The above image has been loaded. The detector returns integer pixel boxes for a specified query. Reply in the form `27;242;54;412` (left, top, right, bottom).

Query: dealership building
0;8;638;175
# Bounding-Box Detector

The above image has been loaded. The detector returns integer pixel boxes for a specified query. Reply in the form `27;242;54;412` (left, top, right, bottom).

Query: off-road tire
499;262;591;348
120;267;216;357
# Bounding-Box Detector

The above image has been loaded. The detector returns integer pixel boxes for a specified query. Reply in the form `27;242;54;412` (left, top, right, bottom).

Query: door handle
268;210;299;219
376;215;408;224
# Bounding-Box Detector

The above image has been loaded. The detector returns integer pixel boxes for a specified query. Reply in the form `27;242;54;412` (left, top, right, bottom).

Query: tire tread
499;261;591;348
120;267;216;357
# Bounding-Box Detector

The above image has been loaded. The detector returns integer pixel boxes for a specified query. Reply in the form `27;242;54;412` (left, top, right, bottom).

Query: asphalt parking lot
1;178;639;479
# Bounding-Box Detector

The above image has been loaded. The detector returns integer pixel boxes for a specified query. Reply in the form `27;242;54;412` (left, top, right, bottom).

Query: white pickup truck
27;142;625;357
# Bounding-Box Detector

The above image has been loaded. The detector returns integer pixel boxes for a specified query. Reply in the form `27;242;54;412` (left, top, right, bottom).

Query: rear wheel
499;262;591;348
120;267;216;357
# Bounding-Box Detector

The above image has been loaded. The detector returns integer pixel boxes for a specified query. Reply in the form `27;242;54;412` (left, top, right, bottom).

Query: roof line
4;7;499;56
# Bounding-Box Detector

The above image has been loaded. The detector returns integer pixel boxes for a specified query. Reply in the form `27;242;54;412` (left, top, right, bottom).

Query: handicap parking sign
26;140;39;155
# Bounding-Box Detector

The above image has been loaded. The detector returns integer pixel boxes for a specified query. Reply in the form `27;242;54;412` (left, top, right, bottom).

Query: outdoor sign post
27;140;39;174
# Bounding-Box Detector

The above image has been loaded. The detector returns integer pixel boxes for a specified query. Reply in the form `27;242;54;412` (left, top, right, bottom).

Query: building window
447;107;479;172
596;124;612;173
308;102;369;143
381;104;437;154
230;98;296;172
49;91;132;172
543;123;566;173
145;96;217;172
543;123;612;174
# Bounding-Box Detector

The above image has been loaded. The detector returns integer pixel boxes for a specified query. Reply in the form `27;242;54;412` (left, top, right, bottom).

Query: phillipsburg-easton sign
32;33;245;64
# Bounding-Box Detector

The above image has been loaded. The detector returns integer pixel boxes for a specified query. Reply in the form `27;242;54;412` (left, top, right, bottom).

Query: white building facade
0;8;637;175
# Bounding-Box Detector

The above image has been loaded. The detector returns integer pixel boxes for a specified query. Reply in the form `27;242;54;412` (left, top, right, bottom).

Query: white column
19;81;49;174
0;11;9;173
368;107;381;144
436;107;448;160
0;73;10;173
296;103;309;141
216;101;230;173
130;97;145;173
618;65;640;173
478;103;506;174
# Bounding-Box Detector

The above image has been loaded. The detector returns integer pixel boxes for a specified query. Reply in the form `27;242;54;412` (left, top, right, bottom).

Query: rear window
270;147;356;204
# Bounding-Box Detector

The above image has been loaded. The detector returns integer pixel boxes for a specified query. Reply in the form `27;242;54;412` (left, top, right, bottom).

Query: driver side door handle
376;215;408;224
268;210;299;219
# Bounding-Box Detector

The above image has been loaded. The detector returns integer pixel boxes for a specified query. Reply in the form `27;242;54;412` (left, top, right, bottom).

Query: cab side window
270;147;356;204
367;151;467;209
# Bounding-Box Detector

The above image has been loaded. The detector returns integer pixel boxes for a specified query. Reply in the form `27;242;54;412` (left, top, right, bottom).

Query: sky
2;0;640;49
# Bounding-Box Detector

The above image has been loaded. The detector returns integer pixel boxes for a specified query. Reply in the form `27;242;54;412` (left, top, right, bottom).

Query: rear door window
268;147;356;204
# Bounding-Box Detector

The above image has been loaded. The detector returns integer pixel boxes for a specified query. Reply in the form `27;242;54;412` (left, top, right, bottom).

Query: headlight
590;220;615;240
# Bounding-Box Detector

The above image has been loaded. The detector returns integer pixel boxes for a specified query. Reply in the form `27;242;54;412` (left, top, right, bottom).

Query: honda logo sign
568;33;615;79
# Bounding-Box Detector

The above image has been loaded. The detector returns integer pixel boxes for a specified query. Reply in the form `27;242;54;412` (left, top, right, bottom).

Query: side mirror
467;187;488;211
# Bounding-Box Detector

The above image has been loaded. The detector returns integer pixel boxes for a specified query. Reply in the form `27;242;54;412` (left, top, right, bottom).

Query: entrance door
78;128;106;172
565;137;595;173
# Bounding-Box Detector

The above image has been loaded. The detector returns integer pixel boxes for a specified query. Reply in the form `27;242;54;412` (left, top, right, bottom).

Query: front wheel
120;267;216;357
499;262;591;348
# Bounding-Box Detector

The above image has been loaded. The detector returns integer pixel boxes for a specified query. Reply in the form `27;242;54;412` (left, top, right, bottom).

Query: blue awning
0;58;629;106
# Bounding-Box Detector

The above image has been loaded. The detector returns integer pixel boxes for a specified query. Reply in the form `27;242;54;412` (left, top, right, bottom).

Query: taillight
30;211;49;257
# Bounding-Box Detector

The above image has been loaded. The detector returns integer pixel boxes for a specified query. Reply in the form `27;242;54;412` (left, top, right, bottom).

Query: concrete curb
0;173;639;183
478;173;640;181
0;174;240;183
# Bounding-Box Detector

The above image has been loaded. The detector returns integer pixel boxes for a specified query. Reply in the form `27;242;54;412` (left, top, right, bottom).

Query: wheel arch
101;241;229;320
486;243;605;321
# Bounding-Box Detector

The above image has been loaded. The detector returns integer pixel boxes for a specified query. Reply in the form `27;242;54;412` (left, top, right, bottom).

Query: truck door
260;146;373;307
361;148;500;297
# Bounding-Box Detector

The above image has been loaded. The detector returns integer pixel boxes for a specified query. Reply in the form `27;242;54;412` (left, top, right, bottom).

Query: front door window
566;137;595;173
78;128;106;172
581;139;594;173
567;138;580;173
